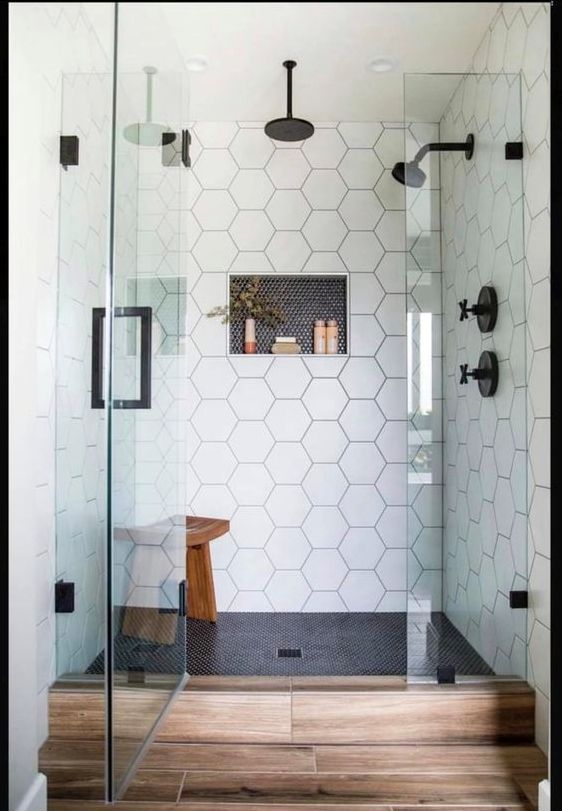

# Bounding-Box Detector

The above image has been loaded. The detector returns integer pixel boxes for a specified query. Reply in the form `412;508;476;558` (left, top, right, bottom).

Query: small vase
244;317;257;354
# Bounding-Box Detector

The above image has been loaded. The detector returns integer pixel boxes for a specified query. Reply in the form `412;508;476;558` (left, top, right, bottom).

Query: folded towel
271;342;302;354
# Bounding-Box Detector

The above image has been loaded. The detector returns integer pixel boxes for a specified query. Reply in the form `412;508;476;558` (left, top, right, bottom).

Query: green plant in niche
207;276;286;328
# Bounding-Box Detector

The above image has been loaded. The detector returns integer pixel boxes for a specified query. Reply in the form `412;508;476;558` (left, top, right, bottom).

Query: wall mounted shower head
392;133;474;187
265;61;314;142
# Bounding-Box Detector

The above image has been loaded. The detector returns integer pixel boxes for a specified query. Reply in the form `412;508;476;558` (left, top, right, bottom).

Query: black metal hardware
182;129;191;167
55;580;75;613
509;590;528;609
505;142;523;160
179;580;187;617
459;286;498;332
437;665;456;684
91;307;152;409
277;648;302;658
127;666;145;684
60;135;79;170
459;350;499;397
415;133;474;162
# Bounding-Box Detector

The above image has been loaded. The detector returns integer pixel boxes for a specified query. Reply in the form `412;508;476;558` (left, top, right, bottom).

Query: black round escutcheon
477;350;499;397
476;286;498;333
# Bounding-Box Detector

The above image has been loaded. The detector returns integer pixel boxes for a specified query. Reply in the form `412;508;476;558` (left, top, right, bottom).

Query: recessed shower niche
226;273;349;355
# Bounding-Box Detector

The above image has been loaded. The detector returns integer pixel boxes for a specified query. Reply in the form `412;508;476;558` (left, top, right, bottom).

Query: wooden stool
186;515;230;623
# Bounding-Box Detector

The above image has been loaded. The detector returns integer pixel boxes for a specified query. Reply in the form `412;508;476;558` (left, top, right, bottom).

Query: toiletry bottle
326;319;338;354
313;319;326;354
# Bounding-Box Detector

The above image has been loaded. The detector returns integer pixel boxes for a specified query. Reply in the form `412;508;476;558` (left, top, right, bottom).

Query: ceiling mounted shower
123;66;172;146
392;133;474;188
264;60;314;142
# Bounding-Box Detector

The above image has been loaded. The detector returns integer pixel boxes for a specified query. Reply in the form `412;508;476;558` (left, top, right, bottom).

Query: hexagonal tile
229;379;274;419
266;571;311;610
265;400;311;441
467;471;483;521
230;506;274;548
338;149;383;189
302;464;347;505
193;190;237;230
301;506;348;548
494;420;515;478
375;295;406;335
338;122;382;149
265;149;310;188
376;211;406;251
302;210;347;250
376;464;406;506
340;485;385;526
339;399;384;442
350;315;384;356
480;447;498;501
210;534;237;568
339;527;384;569
213;570;236;609
229;210;274;251
339;570;384;610
303;591;348;611
229;169;274;209
339;231;384;272
229;128;274;168
377;548;407;590
228;548;274;590
191;485;237;519
265;443;311;484
228;463;274;505
302;421;348;463
266;231;311;272
302;379;347;420
302;128;347;168
195;121;238;148
229;422;274;463
192;231;237;272
266;358;311;398
303;549;347;590
376;422;406;464
192;442;237;484
266;485;311;526
494;477;516;538
266;528;311;568
266;190;311;229
350;274;384;315
193;149;238;188
192;358;236;398
229;591;274;611
339;443;385;484
125;546;172;588
340;357;384;399
338;190;383;230
376;379;406;421
374;170;405;210
374;127;403;167
302;169;347;209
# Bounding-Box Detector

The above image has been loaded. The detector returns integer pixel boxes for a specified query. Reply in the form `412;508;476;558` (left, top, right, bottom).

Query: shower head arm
412;134;474;164
283;60;296;119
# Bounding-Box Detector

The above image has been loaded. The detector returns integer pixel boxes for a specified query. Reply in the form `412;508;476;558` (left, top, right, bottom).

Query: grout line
176;770;187;803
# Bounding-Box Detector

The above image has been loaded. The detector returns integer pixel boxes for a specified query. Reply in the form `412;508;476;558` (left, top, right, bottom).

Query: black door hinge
437;665;455;684
55;580;75;613
509;590;528;608
60;135;79;170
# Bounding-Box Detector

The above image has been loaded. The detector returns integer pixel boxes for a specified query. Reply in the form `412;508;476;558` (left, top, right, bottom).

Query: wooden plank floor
43;678;546;810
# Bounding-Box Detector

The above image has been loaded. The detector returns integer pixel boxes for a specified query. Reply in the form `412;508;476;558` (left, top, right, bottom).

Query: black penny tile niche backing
229;275;348;355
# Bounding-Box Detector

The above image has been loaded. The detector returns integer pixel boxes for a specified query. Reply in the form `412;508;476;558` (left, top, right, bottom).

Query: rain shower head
265;60;314;142
123;66;172;146
392;133;474;187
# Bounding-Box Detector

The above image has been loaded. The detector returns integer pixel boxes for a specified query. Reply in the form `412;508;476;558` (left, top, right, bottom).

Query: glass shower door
405;72;527;681
108;53;189;797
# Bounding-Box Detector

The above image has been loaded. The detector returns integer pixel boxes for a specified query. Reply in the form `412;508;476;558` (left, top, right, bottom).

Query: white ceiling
116;2;499;122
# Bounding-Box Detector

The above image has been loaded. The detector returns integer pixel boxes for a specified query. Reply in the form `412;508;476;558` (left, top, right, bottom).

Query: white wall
9;4;111;809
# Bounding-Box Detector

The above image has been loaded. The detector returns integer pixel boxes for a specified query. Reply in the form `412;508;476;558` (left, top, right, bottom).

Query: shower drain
277;647;302;658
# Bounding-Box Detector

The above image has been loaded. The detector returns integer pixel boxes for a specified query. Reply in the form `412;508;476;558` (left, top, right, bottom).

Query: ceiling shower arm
283;59;296;119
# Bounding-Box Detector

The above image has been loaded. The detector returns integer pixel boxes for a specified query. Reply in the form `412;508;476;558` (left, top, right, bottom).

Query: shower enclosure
52;6;529;798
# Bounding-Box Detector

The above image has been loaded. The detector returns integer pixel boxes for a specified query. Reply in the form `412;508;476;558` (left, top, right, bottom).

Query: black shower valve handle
458;299;484;322
459;363;483;385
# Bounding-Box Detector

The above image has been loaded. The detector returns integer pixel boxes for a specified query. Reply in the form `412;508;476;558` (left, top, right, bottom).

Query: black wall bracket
55;580;75;613
437;665;456;684
505;142;523;160
459;286;498;333
459;350;499;397
60;135;79;170
509;590;528;609
161;129;191;167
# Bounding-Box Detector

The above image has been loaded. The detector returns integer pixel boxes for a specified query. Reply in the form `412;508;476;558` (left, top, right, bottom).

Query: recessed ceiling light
367;57;397;73
186;56;209;73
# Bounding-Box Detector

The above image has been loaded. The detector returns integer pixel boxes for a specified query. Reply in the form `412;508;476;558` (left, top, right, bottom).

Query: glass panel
109;6;189;794
405;73;526;680
55;70;112;689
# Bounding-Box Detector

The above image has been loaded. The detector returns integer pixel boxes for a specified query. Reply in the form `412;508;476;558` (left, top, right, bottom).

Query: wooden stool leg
187;543;217;622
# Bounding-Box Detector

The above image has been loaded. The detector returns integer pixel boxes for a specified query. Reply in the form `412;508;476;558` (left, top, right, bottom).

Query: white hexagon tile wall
147;119;416;616
439;3;550;752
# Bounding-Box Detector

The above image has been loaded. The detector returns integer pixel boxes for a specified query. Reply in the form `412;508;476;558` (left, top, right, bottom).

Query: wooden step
156;679;535;745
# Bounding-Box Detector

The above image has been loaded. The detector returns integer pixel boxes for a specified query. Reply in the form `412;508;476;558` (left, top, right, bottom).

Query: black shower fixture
459;286;498;333
392;133;474;188
459;350;498;398
265;60;314;142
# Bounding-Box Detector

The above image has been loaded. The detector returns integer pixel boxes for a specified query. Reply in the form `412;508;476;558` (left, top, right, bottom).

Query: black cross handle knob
458;299;485;322
459;363;484;385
